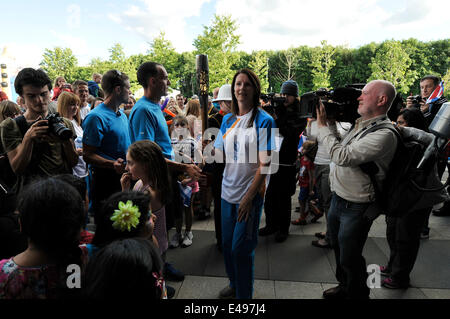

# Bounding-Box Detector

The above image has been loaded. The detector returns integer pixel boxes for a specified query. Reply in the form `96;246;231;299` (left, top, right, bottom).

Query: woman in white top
214;69;275;299
57;92;88;178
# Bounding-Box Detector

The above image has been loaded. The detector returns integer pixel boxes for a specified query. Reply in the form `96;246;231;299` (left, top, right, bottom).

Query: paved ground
165;187;450;300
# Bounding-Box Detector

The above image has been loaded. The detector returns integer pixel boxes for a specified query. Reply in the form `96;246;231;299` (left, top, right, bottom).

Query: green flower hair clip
111;200;141;232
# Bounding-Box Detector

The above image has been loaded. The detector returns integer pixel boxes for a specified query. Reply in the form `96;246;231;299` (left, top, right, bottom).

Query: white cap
212;84;232;102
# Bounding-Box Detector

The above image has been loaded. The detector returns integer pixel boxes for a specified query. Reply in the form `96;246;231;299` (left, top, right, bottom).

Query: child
0;178;85;299
169;115;203;248
291;140;322;225
83;238;165;299
120;140;171;256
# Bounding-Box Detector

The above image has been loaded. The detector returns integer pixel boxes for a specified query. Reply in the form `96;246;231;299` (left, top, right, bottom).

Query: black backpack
359;123;449;217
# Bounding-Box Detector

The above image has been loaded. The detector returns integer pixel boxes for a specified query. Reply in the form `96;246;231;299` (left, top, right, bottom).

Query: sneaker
380;265;391;276
219;286;236;299
181;231;193;248
291;217;307;225
164;262;185;282
382;277;409;289
169;232;182;248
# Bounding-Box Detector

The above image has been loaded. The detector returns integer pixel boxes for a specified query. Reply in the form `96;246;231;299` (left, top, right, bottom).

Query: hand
185;163;203;181
420;102;429;113
309;190;315;196
24;118;48;143
316;100;328;128
76;148;83;156
120;172;132;191
238;195;253;222
114;158;126;174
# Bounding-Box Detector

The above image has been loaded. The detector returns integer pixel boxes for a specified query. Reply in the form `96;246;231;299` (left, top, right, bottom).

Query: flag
426;81;444;105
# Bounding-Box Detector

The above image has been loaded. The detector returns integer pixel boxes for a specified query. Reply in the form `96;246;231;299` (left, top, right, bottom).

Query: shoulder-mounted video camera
299;84;363;123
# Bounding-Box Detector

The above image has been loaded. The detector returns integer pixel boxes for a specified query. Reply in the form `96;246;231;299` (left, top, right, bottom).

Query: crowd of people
0;61;448;300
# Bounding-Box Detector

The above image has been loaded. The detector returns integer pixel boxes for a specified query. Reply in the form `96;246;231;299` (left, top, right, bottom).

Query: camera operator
259;80;307;242
316;80;398;299
0;68;78;194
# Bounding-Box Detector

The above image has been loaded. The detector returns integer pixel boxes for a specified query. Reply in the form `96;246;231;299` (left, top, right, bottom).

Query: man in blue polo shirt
82;69;131;217
129;62;202;287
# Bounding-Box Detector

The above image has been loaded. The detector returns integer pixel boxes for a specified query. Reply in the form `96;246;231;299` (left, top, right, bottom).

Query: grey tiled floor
167;187;450;299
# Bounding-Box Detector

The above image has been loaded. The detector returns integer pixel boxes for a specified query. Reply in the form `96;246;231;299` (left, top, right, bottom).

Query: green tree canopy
39;47;78;84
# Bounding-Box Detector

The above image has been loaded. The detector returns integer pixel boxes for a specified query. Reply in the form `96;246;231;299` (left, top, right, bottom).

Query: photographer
317;80;398;299
259;80;307;242
0;68;78;194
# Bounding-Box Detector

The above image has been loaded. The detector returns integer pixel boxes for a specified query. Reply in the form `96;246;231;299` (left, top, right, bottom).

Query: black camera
408;95;423;109
36;113;73;140
299;85;363;123
260;93;286;115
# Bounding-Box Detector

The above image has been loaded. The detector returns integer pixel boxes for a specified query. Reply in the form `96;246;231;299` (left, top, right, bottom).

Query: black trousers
386;207;431;284
212;163;225;246
263;165;297;234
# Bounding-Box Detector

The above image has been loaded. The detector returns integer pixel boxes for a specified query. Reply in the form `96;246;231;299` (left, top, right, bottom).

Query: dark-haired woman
0;178;85;299
214;69;275;299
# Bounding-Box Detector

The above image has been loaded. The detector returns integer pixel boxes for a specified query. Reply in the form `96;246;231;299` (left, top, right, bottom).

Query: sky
1;0;449;70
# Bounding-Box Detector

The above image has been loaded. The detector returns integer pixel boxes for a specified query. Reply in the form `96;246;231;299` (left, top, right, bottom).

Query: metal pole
196;54;209;133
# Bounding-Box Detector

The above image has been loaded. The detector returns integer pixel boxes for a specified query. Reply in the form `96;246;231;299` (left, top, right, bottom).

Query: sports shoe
380;265;391;276
163;262;185;282
291;217;307;225
219;286;236;299
382;277;409;289
181;231;193;248
169;232;182;248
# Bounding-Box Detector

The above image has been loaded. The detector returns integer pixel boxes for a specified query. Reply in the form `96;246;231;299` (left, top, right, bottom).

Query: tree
368;40;417;94
39;47;78;83
249;51;269;93
148;32;180;89
310;40;336;90
193;14;241;91
109;43;126;64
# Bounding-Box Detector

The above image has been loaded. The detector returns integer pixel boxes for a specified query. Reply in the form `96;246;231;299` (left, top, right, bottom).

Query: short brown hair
102;70;129;96
0;100;21;122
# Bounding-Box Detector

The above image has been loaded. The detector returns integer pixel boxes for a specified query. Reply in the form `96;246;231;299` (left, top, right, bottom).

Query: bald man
316;80;398;299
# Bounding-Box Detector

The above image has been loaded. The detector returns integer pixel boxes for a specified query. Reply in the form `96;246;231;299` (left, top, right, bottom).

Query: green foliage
368;40;417;94
193;14;241;92
40;14;448;100
148;32;181;89
310;40;336;90
39;47;78;84
249;51;269;93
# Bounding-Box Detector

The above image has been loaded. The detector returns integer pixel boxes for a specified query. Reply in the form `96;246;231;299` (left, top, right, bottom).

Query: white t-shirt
80;104;91;122
71;119;88;178
214;109;275;204
306;120;352;165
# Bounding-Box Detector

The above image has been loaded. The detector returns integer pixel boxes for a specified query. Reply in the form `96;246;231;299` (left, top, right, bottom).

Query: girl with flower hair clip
120;140;171;259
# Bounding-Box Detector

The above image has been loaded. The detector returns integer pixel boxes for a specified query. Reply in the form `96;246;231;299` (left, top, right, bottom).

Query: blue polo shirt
129;96;175;160
82;103;131;161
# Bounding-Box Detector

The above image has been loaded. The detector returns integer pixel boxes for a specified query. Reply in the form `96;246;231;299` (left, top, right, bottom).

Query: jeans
221;194;264;299
327;193;372;298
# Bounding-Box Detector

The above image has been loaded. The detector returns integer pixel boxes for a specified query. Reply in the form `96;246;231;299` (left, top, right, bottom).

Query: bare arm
83;143;126;174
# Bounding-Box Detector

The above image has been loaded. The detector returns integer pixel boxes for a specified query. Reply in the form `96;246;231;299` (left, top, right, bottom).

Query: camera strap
13;115;30;138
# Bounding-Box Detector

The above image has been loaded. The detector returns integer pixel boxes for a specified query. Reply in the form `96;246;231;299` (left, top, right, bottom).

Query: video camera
260;93;286;115
299;85;363;123
261;84;363;123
